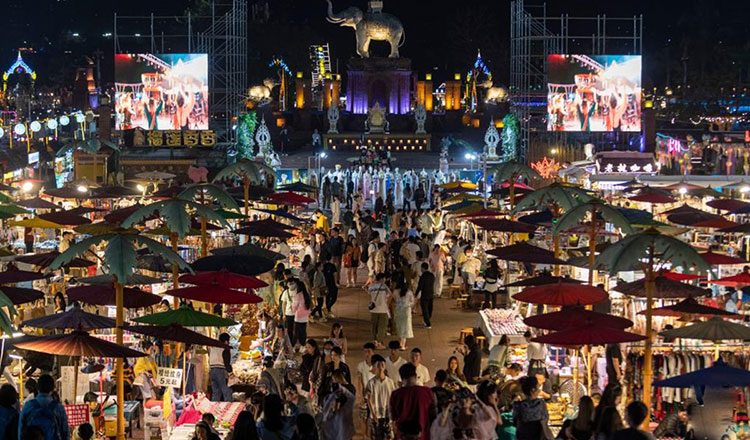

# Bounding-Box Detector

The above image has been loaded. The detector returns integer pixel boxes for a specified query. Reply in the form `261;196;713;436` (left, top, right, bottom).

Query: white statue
484;118;500;159
255;117;273;163
327;105;340;134
394;168;403;207
414;104;427;134
365;103;389;134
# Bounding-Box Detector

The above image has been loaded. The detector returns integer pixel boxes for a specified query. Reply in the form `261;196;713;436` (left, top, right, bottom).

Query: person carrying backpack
18;374;68;440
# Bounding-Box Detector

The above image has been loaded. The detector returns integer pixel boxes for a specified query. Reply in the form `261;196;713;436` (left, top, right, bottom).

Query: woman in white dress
392;278;415;351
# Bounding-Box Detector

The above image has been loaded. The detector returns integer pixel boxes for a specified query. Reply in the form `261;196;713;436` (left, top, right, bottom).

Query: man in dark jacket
461;335;482;384
414;263;436;328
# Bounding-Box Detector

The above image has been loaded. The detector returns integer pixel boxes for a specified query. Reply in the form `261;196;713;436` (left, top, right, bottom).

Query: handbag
369;285;384;311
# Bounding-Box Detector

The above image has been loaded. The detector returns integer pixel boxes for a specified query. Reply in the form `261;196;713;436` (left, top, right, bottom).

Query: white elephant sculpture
326;0;405;58
247;78;279;104
480;80;508;103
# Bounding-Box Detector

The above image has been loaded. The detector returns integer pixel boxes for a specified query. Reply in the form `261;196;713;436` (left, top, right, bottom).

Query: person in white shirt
461;250;482;295
271;239;291;259
366;235;381;286
364;354;397;439
280;283;297;344
410;251;427;292
385;340;407;384
410;347;430;387
402;236;421;266
368;273;390;349
356;342;376;404
302;239;317;265
525;330;548;374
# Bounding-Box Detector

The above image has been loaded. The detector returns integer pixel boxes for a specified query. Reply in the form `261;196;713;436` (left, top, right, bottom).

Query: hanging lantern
47;119;58;130
30;121;42;132
14;124;26;135
59;115;70;126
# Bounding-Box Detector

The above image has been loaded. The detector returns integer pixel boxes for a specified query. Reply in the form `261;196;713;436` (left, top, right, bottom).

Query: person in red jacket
389;363;436;440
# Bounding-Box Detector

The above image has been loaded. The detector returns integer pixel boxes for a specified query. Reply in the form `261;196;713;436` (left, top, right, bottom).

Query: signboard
156;367;183;388
135;129;216;147
28;151;39;164
115;53;209;131
64;404;90;427
547;54;642;132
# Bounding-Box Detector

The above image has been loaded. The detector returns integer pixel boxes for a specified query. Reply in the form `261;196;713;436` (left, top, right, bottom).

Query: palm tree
595;229;710;426
490;161;541;211
48;228;191;440
178;183;240;257
553;200;634;284
212;159;276;216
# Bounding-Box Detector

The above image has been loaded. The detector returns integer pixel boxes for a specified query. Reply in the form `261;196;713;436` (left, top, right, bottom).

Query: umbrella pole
243;176;250;217
586;345;592;395
553;232;561;276
115;280;125;440
74;357;80;404
642;249;655;431
182;343;187;398
573;348;580;405
171;232;180;308
200;190;208;259
588;205;597;285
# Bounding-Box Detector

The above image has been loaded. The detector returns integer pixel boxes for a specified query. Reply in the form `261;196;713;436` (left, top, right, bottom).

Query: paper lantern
30;121;42;132
59;115;70;126
47;119;58;130
14;124;26;135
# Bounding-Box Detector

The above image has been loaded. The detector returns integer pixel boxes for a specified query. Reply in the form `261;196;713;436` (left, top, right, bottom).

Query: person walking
389;364;436;440
209;333;234;402
482;259;501;309
311;261;327;320
292;279;312;352
17;374;68;440
427;244;446;298
368;273;391;349
414;263;436;329
322;255;340;319
365;355;397;440
0;384;19;440
343;236;361;287
280;281;297;344
393;278;415;351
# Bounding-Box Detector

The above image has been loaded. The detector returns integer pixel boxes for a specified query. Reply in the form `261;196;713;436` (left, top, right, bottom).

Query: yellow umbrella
444;193;484;204
437;180;478;190
9;218;65;229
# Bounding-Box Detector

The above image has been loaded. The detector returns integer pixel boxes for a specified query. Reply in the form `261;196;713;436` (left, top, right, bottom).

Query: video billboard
547;55;641;132
114;53;208;130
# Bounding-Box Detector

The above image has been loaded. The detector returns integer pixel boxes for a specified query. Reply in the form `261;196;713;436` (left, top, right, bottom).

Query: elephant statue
479;80;508;103
247;78;279;104
326;0;405;58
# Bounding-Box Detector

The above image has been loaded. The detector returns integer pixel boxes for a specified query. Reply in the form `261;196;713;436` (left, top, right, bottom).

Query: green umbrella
511;182;594;215
0;204;29;216
553;200;634;284
594;228;711;420
133;306;237;327
0;290;18;335
213;160;276;216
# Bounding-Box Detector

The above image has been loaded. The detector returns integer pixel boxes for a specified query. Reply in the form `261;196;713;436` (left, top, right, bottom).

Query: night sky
2;0;749;91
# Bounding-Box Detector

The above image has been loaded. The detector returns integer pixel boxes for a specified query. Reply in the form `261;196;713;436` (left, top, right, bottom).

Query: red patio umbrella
469;218;538;233
0;286;44;305
456;208;504;218
707;199;750;212
532;324;646;346
613;276;710;298
67;284;162;309
690;217;739;229
43;187;92;200
487;242;568;265
16;197;59;210
165;285;262;304
662;181;703;191
15;251;95;268
661;204;703;216
699;250;748;266
719;223;750;234
513;282;608;306
524;306;633;331
656;269;705;281
124;324;229;348
92;186;141;198
67;206;107;216
0;269;50;284
11;330;146;357
709;272;750;287
22;306;117;330
267;191;315;205
104;204;150;224
504;275;583;287
628;188;675;204
642;297;740;318
179;270;268;289
38;211;92;226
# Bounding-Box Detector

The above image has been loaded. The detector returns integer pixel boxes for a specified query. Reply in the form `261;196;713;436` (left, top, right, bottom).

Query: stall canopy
486;242;568;265
67;284;162;309
523;306;633;330
513;282;608;306
21;306;117;330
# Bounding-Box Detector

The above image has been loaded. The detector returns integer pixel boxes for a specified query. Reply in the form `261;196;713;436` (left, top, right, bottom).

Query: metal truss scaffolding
510;0;642;164
114;1;247;146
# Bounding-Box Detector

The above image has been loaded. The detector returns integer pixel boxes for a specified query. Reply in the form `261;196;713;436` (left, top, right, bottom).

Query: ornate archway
3;51;36;92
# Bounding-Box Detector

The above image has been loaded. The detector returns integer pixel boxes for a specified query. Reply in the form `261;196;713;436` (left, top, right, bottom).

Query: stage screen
547;55;641;132
114;53;209;131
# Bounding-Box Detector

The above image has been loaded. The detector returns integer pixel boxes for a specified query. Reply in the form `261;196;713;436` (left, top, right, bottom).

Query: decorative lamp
47;119;58;130
14;123;25;135
0;127;4;138
75;113;85;123
59;115;70;126
30;121;42;132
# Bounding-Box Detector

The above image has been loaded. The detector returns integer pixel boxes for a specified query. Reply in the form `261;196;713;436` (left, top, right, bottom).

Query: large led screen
547;55;641;132
115;53;209;131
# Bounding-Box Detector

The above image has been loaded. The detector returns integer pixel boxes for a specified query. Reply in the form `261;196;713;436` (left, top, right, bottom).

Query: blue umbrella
653;358;750;404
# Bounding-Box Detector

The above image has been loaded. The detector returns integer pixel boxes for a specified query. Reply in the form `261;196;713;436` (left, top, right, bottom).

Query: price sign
64;404;90;427
156;367;183;389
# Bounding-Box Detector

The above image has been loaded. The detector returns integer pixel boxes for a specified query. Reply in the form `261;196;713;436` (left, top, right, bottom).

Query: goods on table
233;359;262;385
478;309;527;346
